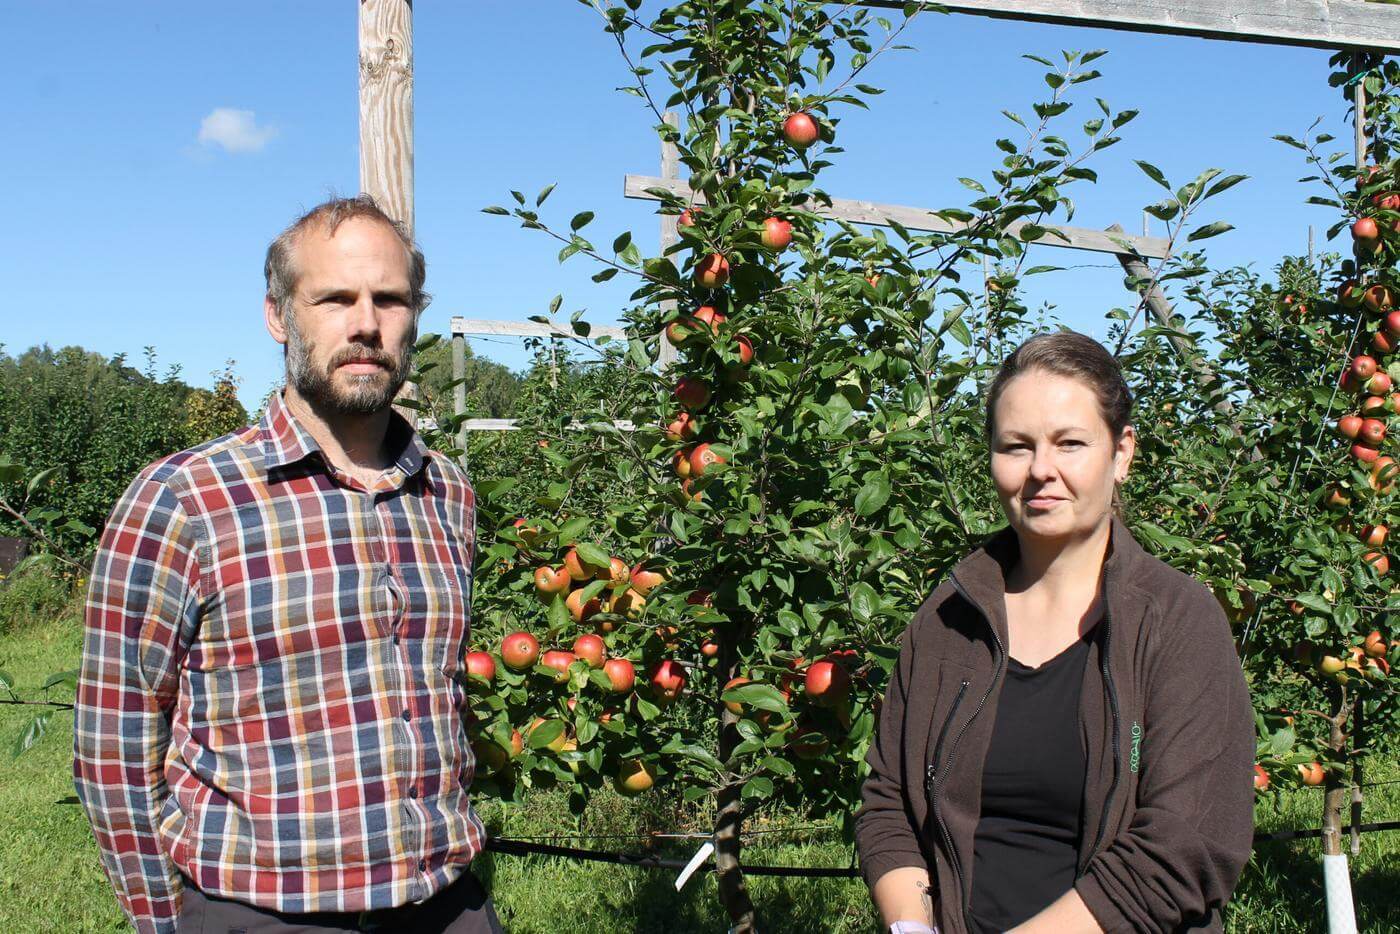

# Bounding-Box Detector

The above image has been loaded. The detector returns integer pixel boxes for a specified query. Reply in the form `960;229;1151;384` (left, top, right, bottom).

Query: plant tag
674;839;714;891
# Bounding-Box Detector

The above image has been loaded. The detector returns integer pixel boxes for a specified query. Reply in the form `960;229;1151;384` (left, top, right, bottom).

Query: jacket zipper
928;575;1005;934
1085;590;1121;866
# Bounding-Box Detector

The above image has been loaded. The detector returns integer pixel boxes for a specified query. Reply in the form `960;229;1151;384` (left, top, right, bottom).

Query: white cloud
197;108;277;154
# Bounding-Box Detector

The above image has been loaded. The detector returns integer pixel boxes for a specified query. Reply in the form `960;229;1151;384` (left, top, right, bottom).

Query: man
74;196;502;933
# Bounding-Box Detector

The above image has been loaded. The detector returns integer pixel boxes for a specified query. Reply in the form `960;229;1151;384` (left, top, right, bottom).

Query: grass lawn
2;613;1397;932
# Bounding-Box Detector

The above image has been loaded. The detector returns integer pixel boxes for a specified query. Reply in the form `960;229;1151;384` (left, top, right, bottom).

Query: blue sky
4;2;1362;412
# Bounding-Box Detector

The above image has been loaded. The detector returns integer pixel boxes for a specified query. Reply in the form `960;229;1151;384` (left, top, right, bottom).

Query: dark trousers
177;870;504;933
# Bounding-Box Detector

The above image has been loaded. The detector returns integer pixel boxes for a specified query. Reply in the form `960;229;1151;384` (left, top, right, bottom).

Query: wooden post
359;0;414;231
658;112;682;369
1309;225;1316;267
451;329;467;469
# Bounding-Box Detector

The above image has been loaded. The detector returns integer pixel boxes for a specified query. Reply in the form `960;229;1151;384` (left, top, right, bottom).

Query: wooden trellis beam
858;0;1400;53
449;317;628;342
623;175;1172;259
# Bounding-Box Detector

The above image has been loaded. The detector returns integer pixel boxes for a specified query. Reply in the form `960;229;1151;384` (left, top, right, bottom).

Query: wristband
889;923;938;934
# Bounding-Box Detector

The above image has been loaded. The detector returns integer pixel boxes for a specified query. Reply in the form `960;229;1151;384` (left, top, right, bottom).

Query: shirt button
401;709;411;722
418;859;427;872
408;786;419;799
392;632;401;645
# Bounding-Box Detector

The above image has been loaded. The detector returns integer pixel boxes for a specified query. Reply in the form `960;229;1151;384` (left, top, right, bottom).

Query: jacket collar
948;515;1146;644
258;390;428;488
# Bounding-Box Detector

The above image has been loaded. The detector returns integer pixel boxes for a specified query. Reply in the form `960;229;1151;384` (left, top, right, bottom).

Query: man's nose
346;293;382;343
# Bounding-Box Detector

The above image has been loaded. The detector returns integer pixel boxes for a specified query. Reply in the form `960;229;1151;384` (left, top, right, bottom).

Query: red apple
804;659;852;707
1336;414;1364;439
675;376;712;410
1254;764;1270;792
1297;762;1326;786
629;565;666;596
1340;279;1364;308
1369;371;1394;394
534;565;572;597
1360;524;1389;547
734;334;754;367
782;111;820;148
501;631;541;671
573;634;606;669
666;317;700;346
1353;356;1379;380
566;588;604;624
688;442;726;477
464;651;496;683
1365;284;1395;313
693;305;727;334
1373;331;1396;355
760;217;793;251
672;449;693;479
607;557;630;586
1386;311;1400;337
695;253;731;289
1362;394;1389;416
614;758;656;795
609;588;647;620
649;659;687;704
1353;443;1381;463
1361;418;1387;445
564;546;607;581
1376;191;1400;210
603;657;636;694
1354;217;1381;243
722;676;751;715
1372;456;1398;493
1365;551;1390;576
541;650;577;683
678;207;700;227
686;589;713;608
665;411;698;442
1326;486;1352;509
700;638;719;658
1365;630;1389;657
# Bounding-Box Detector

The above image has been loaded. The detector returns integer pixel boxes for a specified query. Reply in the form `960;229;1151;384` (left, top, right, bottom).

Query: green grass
3;610;1398;932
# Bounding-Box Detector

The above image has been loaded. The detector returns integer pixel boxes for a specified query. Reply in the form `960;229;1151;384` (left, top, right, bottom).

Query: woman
855;332;1255;934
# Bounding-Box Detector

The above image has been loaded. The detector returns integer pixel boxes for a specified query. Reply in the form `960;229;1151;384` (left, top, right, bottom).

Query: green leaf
854;474;891;517
12;712;51;758
570;211;595;231
741;776;775;799
536;183;557;207
558;517;591;543
41;669;78;691
850;582;879;624
1187;221;1234;242
575;542;610;568
722;683;790;714
0;669;12;691
481;206;511;216
1135;161;1170;190
526;719;565;750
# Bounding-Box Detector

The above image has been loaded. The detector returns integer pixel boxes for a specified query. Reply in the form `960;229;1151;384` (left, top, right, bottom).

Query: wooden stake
658;112;682;369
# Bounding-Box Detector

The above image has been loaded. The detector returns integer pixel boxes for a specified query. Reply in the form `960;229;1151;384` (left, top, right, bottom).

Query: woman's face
989;370;1135;544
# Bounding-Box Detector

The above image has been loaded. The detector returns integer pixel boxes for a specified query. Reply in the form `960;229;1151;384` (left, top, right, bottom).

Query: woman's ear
1114;425;1137;484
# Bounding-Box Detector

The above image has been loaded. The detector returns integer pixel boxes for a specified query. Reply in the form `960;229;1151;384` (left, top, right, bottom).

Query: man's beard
284;313;413;416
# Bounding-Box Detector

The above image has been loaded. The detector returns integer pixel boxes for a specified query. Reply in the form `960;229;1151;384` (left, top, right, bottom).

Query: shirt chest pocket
408;564;470;676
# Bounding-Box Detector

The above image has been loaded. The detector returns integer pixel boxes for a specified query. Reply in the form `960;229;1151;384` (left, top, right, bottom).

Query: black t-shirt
968;632;1093;933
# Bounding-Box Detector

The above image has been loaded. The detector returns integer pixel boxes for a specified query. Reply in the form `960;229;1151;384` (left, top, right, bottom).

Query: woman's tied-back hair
984;330;1134;444
264;194;430;320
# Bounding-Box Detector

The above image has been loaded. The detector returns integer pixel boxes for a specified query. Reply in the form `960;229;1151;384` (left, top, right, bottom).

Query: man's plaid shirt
74;391;485;934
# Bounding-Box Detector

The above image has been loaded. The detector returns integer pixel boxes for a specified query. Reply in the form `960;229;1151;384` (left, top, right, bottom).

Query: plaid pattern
74;391;485;934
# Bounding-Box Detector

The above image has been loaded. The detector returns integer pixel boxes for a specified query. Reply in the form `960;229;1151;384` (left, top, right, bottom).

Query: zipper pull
924;763;937;795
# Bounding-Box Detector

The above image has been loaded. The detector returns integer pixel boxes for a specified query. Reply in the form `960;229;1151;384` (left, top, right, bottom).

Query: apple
1340;370;1360;394
672;449;693;479
1376;191;1400;210
564;546;607;581
573;633;606;669
609;587;647;619
566;588;604;624
733;335;754;367
700;638;719;658
1366;656;1391;679
1371;456;1398;493
607;557;630;586
464;651;496;683
614;758;657;795
1364;551;1390;576
1340;280;1364;308
1365;284;1395;313
534;565;572;597
1297;762;1326;786
541;650;577;684
501;632;541;671
1365;630;1388;657
675;376;712;410
760;217;793;251
722;676;751;715
688;443;726;477
686;589;713;608
527;717;569;754
1336;414;1364;439
1374;331;1396;355
472;738;510;775
789;728;832;760
1354;356;1379;380
1319;655;1346;676
1254;764;1270;792
1362;394;1389;416
804;659;852;707
1386;311;1400;337
666;317;700;346
649;659;687;704
1369;371;1393;394
665;411;698;442
1361;418;1387;445
629;565;666;596
679;207;700;227
1360;524;1389;547
603;657;636;693
1353;443;1381;464
693;305;727;334
782;111;820;148
695;253;730;289
1354;217;1380;244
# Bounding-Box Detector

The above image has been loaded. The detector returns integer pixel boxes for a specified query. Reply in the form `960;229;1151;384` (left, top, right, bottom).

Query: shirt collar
259;390;430;487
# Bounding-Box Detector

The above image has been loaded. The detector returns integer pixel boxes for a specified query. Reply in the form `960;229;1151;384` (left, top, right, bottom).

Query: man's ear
265;296;289;346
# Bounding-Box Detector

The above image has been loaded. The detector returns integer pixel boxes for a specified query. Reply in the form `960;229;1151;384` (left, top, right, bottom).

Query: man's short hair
264;195;430;319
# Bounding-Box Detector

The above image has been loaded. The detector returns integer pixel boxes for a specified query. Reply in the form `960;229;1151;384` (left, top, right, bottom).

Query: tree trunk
1321;696;1358;934
714;632;757;932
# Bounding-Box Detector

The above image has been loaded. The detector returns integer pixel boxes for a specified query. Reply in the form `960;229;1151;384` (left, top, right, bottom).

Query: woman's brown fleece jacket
854;518;1256;934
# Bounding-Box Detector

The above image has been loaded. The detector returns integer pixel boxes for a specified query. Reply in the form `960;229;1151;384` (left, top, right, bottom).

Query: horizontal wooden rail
624;175;1172;259
445;418;638;433
859;0;1400;53
450;317;628;341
